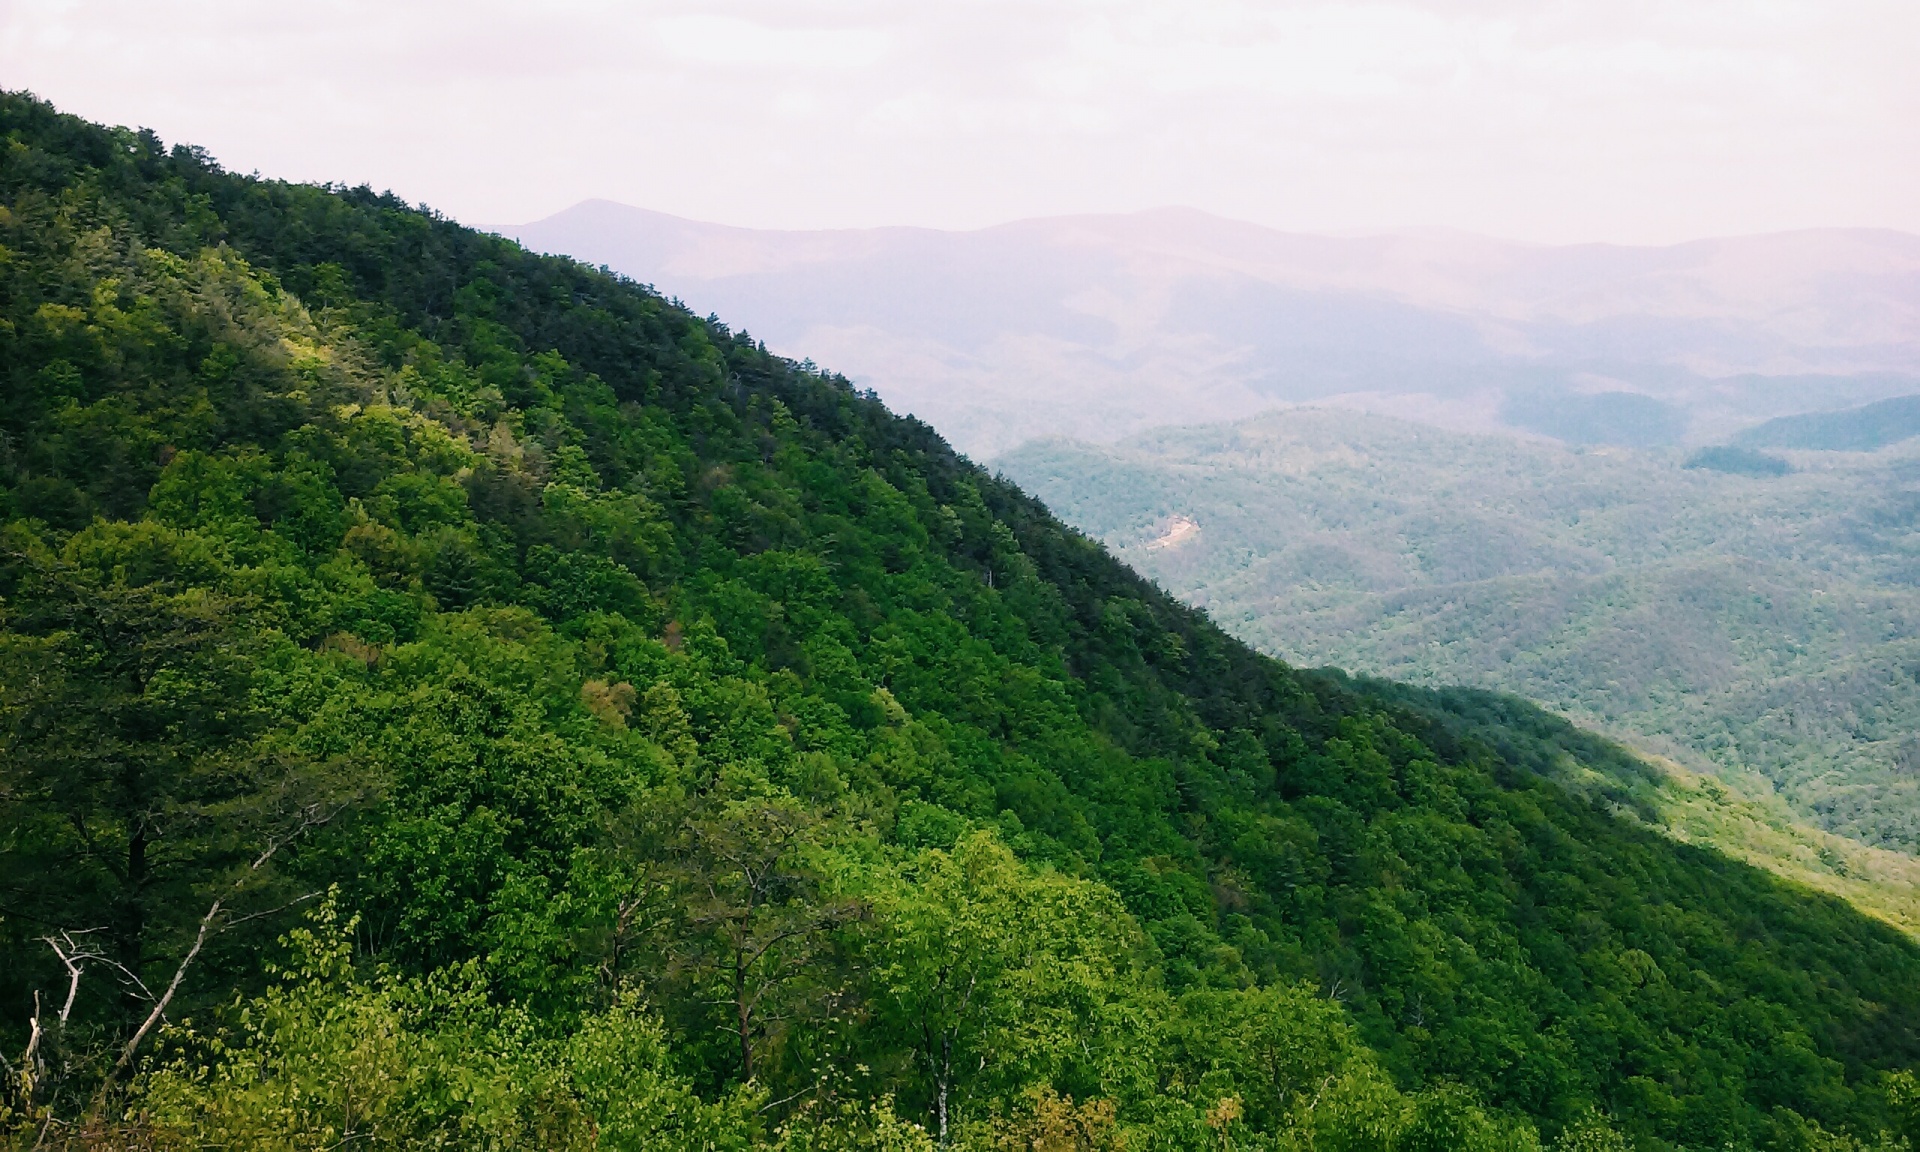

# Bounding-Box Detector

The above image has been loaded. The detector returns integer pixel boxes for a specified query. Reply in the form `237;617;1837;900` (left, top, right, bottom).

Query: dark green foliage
1683;446;1791;476
3;93;1920;1149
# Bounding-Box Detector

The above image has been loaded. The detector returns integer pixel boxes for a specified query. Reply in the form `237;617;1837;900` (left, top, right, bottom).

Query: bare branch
21;990;44;1080
758;1076;828;1116
90;804;337;1113
221;889;325;931
43;932;93;1024
99;891;224;1105
89;955;157;1005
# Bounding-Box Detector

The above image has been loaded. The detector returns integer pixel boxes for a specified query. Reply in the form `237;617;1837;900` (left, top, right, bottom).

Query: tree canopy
5;93;1920;1150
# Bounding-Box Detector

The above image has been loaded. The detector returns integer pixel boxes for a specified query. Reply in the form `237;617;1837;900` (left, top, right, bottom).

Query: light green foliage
1552;1112;1632;1152
773;1096;936;1152
864;832;1143;1138
139;900;755;1150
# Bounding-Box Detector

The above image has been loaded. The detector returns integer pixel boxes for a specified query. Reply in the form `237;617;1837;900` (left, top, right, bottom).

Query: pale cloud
0;0;1912;242
653;15;891;70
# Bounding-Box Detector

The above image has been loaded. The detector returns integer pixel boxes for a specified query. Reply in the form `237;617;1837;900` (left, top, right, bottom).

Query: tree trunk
120;823;149;971
936;1035;953;1145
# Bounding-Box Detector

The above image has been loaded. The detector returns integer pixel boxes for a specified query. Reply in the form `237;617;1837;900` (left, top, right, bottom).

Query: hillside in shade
500;200;1920;457
8;94;1920;1150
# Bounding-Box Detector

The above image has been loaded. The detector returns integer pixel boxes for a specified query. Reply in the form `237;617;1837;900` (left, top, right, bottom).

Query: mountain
1735;395;1920;452
10;94;1920;1150
997;409;1920;858
498;200;1920;458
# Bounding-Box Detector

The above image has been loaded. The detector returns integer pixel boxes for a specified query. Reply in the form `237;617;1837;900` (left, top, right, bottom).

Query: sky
2;0;1915;244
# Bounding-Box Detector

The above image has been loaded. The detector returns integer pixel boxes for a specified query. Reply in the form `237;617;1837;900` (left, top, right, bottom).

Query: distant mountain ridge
1736;394;1920;452
499;201;1920;457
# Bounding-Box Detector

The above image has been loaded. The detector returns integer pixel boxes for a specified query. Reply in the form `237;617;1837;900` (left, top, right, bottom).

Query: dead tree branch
90;801;335;1112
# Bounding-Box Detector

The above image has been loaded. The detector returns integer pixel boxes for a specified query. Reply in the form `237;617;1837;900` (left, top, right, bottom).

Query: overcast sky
3;1;1914;243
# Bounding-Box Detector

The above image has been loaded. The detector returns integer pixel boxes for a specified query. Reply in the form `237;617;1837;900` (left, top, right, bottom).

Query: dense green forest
999;410;1920;856
8;95;1920;1150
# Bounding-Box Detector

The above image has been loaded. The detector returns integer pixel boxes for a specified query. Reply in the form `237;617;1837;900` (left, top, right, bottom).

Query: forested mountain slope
6;94;1920;1151
998;410;1920;856
1735;395;1920;453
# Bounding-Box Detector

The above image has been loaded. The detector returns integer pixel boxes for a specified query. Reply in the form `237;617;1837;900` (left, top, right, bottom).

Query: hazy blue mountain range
1736;395;1920;452
996;409;1920;854
498;201;1920;457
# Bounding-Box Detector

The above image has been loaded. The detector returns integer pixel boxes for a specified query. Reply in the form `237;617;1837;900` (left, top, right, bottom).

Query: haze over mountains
500;201;1920;458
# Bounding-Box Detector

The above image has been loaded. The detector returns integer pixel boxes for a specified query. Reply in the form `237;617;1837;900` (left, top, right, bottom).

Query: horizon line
492;198;1920;252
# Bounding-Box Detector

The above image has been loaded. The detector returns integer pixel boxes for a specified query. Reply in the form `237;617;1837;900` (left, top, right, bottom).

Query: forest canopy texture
5;94;1920;1151
996;411;1920;856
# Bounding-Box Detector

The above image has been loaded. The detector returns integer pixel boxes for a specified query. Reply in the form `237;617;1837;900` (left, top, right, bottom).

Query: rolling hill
1736;395;1920;452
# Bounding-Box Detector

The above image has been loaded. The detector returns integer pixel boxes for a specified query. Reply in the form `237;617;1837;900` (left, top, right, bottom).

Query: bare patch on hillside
1147;515;1201;552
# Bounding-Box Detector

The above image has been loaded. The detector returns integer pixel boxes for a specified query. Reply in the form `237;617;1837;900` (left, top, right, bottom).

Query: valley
1000;410;1920;858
